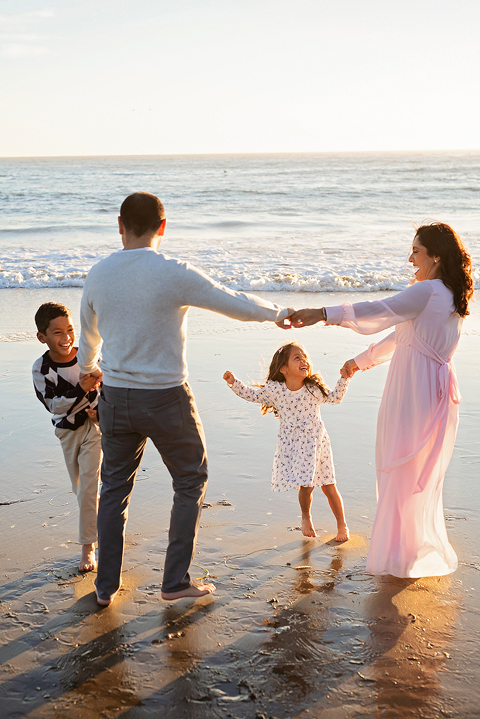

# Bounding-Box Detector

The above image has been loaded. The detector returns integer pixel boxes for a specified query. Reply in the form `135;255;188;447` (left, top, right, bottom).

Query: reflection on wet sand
55;601;142;711
365;574;458;718
251;541;349;702
0;532;469;719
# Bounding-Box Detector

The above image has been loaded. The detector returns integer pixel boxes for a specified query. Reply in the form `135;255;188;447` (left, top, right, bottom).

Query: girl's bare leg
298;486;316;537
321;484;349;541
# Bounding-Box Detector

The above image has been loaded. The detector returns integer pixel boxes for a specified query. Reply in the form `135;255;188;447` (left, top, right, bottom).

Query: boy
33;302;102;572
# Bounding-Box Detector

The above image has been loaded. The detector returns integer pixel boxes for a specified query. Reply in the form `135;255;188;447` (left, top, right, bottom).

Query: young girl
223;342;350;541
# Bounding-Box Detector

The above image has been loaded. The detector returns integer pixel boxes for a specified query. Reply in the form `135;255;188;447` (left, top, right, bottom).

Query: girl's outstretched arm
225;376;275;406
324;377;350;404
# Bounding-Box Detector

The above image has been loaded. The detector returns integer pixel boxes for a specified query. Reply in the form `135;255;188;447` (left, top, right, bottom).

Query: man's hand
276;318;291;329
223;371;235;386
288;308;326;328
275;308;296;330
340;359;360;379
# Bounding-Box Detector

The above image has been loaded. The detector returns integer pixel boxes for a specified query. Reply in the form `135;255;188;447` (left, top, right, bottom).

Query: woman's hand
340;359;360;379
223;371;235;386
288;308;326;328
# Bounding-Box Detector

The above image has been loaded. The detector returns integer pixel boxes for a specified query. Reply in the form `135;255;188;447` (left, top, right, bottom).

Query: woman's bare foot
301;515;317;538
161;581;216;600
335;524;350;542
79;544;97;572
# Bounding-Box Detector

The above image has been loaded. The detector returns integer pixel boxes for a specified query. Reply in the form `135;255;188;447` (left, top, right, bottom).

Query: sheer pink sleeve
325;281;435;335
354;332;396;370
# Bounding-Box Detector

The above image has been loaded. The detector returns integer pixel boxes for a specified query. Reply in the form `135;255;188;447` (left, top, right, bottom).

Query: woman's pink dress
326;279;462;577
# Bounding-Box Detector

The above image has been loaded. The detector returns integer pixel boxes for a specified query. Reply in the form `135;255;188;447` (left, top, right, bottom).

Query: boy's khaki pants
55;419;102;545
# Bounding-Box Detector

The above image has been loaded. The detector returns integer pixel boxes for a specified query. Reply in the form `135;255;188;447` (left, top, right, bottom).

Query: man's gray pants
96;383;208;601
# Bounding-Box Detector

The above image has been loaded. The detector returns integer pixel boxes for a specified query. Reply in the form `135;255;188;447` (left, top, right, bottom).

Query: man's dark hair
35;302;71;334
120;192;165;238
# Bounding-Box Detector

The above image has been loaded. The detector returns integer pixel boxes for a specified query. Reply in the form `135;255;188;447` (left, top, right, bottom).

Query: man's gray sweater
77;248;289;389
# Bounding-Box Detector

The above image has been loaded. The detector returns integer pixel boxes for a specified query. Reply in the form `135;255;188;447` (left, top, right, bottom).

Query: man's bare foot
336;525;350;542
161;581;216;600
79;543;97;572
301;515;317;538
96;590;117;607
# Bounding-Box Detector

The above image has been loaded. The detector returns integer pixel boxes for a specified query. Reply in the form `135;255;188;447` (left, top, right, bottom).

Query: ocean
1;151;479;295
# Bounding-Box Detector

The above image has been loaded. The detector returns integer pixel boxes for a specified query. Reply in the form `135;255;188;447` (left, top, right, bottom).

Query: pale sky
1;0;479;157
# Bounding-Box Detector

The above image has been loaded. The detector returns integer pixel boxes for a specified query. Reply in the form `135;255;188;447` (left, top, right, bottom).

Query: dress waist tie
378;330;461;491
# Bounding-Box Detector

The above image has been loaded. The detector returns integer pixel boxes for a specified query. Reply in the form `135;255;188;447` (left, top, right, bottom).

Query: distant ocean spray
1;152;479;292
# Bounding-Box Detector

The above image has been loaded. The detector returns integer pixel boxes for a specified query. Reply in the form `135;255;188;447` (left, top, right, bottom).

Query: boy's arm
324;377;350;405
32;363;89;417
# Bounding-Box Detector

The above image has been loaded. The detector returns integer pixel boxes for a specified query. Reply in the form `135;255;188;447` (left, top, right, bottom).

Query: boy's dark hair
35;302;71;334
120;192;165;238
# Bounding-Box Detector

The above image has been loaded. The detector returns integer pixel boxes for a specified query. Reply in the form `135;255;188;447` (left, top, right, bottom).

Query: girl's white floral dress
230;377;349;492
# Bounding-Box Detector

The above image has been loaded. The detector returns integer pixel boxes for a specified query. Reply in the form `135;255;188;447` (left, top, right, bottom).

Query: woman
287;223;473;577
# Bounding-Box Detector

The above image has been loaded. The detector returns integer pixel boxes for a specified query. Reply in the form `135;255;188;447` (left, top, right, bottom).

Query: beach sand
1;288;479;718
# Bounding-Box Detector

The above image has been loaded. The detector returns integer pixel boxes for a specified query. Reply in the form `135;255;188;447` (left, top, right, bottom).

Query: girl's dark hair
258;342;328;416
415;223;473;317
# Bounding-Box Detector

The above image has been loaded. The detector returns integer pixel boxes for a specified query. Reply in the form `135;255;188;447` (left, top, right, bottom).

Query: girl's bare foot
301;515;317;538
161;581;216;600
335;525;350;542
79;544;97;572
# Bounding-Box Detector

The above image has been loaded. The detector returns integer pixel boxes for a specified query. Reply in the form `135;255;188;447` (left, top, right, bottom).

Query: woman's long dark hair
415;223;473;317
258;342;328;416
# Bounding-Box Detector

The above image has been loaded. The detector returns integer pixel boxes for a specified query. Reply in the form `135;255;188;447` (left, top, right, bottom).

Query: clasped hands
276;307;326;330
78;367;102;423
276;307;359;379
79;366;103;392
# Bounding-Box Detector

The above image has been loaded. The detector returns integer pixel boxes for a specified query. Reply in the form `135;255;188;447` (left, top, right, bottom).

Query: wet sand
1;288;479;718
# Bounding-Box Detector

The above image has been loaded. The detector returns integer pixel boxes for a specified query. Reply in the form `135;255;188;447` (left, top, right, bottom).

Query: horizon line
1;148;480;161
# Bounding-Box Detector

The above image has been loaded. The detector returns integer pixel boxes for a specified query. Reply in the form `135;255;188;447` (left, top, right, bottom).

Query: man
78;192;292;605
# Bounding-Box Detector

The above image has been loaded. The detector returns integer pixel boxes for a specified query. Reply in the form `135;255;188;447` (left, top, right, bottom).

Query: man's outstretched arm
177;263;294;323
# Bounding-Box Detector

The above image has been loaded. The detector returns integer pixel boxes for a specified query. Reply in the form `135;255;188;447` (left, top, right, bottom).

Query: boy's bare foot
335;525;350;542
161;581;216;600
301;515;317;538
96;590;117;607
79;544;97;572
